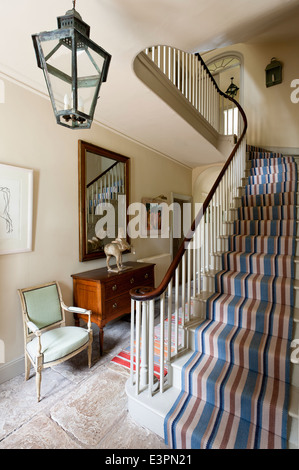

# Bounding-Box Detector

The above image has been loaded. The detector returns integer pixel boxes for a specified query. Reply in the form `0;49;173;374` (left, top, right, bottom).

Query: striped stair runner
164;146;297;449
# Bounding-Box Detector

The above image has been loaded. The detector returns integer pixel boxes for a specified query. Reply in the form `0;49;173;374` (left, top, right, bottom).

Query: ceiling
2;0;299;168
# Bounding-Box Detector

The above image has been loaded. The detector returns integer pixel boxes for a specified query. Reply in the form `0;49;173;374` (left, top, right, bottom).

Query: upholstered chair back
22;283;63;331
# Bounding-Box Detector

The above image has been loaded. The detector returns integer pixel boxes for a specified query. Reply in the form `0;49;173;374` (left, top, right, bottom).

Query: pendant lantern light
32;1;111;129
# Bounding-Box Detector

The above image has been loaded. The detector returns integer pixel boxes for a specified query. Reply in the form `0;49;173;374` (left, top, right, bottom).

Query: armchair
18;281;93;401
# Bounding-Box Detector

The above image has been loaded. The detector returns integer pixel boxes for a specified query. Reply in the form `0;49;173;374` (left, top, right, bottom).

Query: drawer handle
130;278;135;284
144;273;149;279
112;284;117;291
113;303;118;309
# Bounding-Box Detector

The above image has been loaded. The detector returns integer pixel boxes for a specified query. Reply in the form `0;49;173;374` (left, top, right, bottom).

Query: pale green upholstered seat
26;326;89;364
18;281;93;401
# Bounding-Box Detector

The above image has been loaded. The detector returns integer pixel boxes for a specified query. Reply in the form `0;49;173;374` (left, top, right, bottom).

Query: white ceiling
2;0;299;168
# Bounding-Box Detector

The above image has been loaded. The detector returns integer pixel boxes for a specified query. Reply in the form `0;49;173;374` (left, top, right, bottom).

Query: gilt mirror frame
78;140;130;262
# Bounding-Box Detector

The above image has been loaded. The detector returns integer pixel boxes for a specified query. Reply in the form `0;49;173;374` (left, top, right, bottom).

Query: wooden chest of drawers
71;262;155;354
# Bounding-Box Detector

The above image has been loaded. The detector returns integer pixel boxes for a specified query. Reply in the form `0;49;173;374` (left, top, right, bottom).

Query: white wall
203;40;299;150
0;76;191;379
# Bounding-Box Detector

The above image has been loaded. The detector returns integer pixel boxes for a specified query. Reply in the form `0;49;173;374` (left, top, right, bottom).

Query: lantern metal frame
225;77;239;99
32;4;111;129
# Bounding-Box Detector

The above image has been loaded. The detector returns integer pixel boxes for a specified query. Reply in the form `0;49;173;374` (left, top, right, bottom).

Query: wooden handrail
86;160;119;188
130;52;248;302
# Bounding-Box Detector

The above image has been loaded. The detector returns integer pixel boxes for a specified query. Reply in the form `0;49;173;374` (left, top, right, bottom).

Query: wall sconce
32;1;111;129
265;58;282;88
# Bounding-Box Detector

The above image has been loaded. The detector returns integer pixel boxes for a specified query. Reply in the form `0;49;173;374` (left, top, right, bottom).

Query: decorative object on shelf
0;164;33;255
265;58;282;88
104;236;131;272
32;0;111;129
225;77;239;98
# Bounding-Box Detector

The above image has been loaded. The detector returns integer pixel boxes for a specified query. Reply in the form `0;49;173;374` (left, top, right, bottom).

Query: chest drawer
105;292;131;319
104;266;154;300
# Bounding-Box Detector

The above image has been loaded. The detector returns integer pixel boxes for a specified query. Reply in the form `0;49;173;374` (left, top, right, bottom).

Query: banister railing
86;160;125;251
129;47;247;397
144;46;242;137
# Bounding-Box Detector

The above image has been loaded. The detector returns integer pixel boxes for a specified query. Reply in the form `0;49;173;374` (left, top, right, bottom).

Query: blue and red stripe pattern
164;146;296;448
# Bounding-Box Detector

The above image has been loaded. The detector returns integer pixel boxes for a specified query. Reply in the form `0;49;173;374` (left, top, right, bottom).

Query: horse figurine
104;237;131;272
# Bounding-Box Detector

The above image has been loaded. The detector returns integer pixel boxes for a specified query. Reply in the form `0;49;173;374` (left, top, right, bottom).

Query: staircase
127;46;299;449
126;146;299;449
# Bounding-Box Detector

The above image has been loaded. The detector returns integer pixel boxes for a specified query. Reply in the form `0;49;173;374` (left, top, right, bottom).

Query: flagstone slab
0;368;73;441
50;366;129;447
98;412;167;449
0;414;81;449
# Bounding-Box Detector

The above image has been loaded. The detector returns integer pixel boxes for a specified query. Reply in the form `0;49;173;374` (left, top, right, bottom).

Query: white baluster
140;301;149;388
175;267;179;354
135;301;141;395
187;246;191;322
167;279;172;361
148;299;155;396
181;252;186;328
130;299;135;386
160;292;165;393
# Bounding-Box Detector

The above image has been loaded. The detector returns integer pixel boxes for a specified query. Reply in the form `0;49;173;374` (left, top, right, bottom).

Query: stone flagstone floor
0;317;167;450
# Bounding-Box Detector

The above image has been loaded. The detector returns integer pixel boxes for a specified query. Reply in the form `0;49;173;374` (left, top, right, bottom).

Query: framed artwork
142;198;164;236
0;163;33;255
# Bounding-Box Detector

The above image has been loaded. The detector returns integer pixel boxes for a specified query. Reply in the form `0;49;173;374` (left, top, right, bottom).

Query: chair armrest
61;302;92;332
61;301;91;316
26;320;41;336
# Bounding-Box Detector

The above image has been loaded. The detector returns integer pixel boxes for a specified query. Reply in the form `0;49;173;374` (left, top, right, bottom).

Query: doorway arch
206;51;244;106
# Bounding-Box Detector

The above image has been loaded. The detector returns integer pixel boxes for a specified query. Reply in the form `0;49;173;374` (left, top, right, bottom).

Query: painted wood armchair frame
18;281;93;401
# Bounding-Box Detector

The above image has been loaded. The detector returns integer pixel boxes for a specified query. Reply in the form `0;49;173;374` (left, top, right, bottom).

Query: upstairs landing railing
130;47;247;397
144;46;240;136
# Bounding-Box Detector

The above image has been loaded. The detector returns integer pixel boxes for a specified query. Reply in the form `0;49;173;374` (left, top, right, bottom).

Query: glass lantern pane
40;38;73;112
76;46;105;116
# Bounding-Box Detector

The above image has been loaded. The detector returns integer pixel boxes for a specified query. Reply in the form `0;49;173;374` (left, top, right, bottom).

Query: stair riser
238;184;299;199
222;221;299;237
219;236;299;256
203;274;296;307
222;253;295;278
228;206;299;222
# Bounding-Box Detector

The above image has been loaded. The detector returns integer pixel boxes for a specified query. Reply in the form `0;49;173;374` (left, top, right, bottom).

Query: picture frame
141;198;164;237
0;163;33;255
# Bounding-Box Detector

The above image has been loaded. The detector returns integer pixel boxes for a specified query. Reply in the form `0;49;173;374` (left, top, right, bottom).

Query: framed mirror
78;140;130;261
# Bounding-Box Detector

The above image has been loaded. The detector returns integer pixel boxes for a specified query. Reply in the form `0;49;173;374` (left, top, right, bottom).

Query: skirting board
0;355;25;385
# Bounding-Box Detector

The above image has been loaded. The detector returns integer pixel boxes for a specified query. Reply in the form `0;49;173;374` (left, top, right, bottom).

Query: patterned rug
164;146;296;449
111;309;185;380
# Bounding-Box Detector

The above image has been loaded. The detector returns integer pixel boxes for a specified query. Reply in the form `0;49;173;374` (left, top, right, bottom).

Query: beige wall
0;77;191;374
203;40;299;150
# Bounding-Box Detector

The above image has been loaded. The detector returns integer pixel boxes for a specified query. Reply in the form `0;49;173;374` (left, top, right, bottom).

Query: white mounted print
0;164;33;254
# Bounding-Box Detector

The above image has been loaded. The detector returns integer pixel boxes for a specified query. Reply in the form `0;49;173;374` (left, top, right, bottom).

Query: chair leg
36;369;41;402
87;333;93;368
24;352;31;381
36;355;43;402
